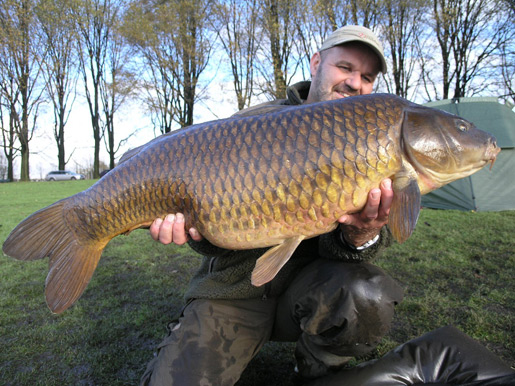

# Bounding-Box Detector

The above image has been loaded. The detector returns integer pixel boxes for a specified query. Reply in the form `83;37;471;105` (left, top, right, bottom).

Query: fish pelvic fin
390;175;421;244
2;200;106;314
251;235;305;287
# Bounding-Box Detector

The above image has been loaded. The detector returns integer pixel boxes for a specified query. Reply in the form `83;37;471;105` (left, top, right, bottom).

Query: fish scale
184;98;400;249
99;98;381;246
2;94;499;313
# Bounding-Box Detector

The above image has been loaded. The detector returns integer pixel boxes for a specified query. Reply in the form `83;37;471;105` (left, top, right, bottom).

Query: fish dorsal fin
119;129;185;165
251;235;305;287
118;144;146;165
390;170;421;244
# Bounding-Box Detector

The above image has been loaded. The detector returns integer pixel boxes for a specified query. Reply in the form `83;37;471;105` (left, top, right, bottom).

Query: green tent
421;97;515;212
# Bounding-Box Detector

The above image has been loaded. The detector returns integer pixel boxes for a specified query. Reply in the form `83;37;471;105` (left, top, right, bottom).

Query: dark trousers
141;260;403;385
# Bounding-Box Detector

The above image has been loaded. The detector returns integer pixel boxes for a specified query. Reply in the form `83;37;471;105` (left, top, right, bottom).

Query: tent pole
468;177;478;211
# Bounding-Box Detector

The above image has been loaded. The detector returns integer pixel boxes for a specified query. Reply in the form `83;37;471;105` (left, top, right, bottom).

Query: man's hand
149;213;203;245
337;179;393;247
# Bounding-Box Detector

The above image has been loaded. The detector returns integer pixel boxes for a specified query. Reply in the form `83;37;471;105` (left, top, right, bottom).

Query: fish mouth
486;142;501;170
458;139;500;174
406;137;501;193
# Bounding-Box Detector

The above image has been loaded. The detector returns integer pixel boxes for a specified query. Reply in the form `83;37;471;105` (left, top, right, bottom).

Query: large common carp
3;94;499;313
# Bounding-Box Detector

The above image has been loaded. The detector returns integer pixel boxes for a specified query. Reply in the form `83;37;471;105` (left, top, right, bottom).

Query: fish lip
486;142;501;170
487;143;501;159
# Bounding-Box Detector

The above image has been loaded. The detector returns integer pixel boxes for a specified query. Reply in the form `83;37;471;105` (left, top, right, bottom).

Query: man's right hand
149;213;203;245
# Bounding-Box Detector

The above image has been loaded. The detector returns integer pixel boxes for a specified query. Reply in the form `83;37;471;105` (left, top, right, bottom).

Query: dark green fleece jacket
184;82;393;301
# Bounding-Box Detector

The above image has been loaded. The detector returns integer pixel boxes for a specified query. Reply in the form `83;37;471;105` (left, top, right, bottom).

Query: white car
45;170;85;181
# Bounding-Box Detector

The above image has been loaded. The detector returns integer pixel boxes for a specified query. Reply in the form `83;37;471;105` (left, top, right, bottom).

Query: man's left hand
337;178;393;248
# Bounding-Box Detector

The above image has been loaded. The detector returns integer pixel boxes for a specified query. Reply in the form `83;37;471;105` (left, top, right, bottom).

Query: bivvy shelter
421;97;515;211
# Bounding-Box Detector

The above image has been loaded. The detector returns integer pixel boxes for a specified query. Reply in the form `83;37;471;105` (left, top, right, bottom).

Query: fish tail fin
3;200;67;261
45;240;105;314
2;200;107;313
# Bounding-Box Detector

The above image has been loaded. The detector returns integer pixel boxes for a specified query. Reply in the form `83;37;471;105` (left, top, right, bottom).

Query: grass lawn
0;180;513;385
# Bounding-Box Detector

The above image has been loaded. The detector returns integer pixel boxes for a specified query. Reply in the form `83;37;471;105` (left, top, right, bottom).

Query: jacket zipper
208;257;216;273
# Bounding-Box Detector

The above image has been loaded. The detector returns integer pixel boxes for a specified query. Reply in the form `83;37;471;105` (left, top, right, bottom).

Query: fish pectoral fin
251;235;305;287
390;175;421;244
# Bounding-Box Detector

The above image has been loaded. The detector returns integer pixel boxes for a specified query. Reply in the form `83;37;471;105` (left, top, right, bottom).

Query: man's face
307;43;381;104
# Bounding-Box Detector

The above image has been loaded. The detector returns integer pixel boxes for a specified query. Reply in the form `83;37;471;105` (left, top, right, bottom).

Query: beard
309;72;355;103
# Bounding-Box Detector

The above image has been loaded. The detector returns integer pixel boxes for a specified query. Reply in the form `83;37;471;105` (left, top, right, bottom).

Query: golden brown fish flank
2;94;499;313
73;96;404;247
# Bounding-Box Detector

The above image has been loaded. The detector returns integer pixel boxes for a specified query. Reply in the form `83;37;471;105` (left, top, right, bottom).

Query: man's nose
345;72;362;92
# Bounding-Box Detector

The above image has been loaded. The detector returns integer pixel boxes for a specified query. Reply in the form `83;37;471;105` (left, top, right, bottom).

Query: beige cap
320;25;387;73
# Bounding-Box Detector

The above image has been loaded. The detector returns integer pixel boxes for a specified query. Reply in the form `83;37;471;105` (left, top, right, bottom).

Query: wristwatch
340;232;380;251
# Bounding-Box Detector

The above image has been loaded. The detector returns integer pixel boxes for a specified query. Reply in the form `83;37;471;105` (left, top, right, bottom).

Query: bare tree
317;0;350;31
172;0;214;127
500;41;515;104
427;0;511;100
73;0;120;178
427;0;457;99
101;6;136;169
125;0;214;133
293;0;351;78
124;2;176;135
451;0;510;98
214;0;261;110
498;0;514;104
36;0;78;171
0;0;45;181
0;145;8;180
258;0;299;99
0;80;17;181
381;0;426;99
349;0;379;27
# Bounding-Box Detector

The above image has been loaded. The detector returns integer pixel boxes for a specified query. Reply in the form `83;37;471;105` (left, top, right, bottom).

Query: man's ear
310;52;321;78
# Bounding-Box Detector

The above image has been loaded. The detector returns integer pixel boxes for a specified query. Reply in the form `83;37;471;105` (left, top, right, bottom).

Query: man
141;25;404;385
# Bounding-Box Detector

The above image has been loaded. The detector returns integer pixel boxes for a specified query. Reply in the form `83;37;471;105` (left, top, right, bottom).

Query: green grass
0;181;513;385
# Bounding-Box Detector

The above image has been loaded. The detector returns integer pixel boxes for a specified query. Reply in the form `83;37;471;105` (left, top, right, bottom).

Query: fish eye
456;120;469;132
